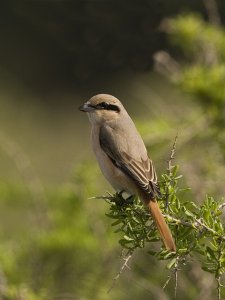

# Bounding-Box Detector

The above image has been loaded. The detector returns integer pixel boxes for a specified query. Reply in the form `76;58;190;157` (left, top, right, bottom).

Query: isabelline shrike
79;94;176;251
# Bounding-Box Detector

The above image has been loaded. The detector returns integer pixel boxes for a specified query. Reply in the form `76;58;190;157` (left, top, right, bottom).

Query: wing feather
99;125;160;197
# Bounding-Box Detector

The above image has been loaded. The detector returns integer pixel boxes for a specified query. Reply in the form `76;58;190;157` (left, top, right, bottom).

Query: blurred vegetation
166;13;225;120
1;1;225;300
2;0;225;92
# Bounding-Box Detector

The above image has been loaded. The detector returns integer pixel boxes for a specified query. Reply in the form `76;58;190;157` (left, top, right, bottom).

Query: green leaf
183;208;195;218
111;219;122;226
174;175;183;180
166;257;177;269
202;265;216;274
178;248;188;254
206;246;216;260
123;235;134;241
148;237;159;242
172;165;179;177
105;213;125;220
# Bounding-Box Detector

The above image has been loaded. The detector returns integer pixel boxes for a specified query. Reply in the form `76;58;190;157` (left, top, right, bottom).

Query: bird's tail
149;200;176;252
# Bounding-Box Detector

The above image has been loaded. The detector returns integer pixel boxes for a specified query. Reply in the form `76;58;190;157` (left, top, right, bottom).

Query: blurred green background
1;0;225;299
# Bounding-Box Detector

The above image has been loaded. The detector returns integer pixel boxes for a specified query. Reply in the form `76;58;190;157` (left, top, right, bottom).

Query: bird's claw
112;191;135;206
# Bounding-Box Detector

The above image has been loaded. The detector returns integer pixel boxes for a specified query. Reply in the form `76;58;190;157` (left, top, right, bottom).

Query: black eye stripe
96;102;120;112
96;102;107;109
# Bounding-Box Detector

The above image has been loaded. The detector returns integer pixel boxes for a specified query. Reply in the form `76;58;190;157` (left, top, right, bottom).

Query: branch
219;202;225;210
163;256;180;298
108;251;133;293
216;277;222;300
167;135;178;177
165;135;178;209
164;214;225;241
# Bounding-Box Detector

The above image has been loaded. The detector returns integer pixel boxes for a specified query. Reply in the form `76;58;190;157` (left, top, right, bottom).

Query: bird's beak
79;102;95;112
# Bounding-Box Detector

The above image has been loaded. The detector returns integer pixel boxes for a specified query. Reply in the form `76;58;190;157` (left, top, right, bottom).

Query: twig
162;275;171;290
194;218;225;239
165;135;178;209
219;202;225;210
216;277;222;300
108;251;133;293
163;256;180;298
215;239;225;300
164;213;225;241
167;135;178;177
174;264;178;298
88;192;113;201
163;214;193;228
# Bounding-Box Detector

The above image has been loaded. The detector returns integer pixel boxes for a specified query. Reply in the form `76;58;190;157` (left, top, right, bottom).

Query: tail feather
149;200;176;252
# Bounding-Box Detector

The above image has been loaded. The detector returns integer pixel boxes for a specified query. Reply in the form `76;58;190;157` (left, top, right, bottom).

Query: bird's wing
99;125;160;196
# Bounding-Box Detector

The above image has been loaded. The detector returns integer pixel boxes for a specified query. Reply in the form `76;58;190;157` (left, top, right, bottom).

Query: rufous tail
149;200;176;252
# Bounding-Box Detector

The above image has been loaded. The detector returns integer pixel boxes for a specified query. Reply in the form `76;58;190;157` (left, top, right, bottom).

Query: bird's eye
98;102;108;109
97;102;120;112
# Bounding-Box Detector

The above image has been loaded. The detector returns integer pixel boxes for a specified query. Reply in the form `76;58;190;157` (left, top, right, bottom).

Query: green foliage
160;14;225;120
1;7;225;300
104;161;225;298
106;194;155;251
169;14;225;61
149;10;225;298
180;64;225;110
0;177;118;300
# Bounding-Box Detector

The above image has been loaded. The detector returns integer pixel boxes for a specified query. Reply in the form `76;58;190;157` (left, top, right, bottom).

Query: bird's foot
126;194;135;204
113;191;135;206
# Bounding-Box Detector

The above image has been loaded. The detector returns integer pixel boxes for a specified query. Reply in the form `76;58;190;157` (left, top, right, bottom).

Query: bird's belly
91;127;136;194
98;154;134;193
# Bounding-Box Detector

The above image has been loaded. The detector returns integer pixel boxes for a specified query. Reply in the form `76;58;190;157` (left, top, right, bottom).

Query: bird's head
79;94;124;124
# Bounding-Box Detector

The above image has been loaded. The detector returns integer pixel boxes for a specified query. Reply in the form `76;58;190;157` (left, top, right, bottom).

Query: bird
79;94;176;251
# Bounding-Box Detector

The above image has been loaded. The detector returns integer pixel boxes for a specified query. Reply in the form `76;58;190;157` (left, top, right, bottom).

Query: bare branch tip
107;252;133;293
